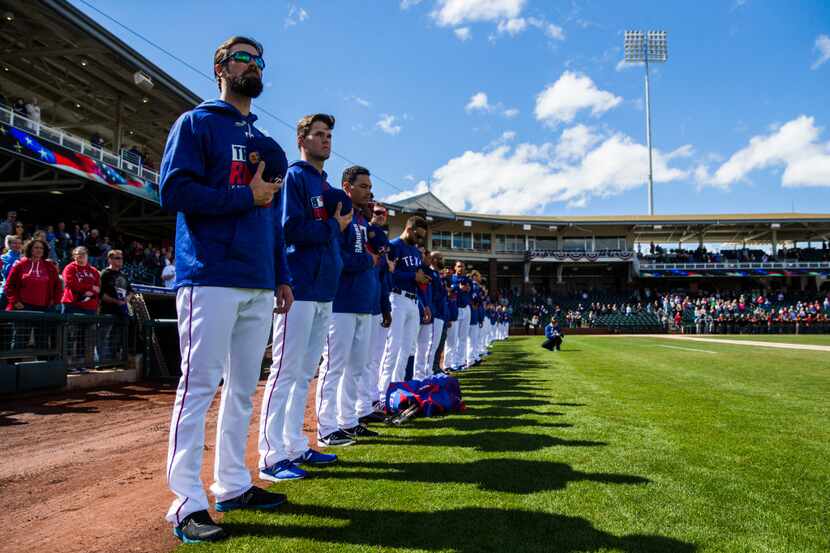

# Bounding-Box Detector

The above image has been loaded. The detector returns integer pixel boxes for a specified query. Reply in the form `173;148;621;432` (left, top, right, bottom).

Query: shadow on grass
225;504;693;553
316;458;644;493
366;430;604;453
460;405;564;418
417;416;574;432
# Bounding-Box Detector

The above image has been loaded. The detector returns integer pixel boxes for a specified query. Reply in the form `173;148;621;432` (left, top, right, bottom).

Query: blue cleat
292;448;338;466
215;485;286;512
259;459;307;482
173;510;226;543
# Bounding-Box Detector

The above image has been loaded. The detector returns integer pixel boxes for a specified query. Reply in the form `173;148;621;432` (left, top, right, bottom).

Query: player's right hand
250;161;279;206
415;268;431;284
334;203;353;232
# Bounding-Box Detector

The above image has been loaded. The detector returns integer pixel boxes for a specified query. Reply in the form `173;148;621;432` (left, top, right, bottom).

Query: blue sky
72;0;830;216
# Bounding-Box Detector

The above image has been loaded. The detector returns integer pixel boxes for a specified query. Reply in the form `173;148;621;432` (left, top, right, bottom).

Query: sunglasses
111;256;123;260
221;51;265;70
373;210;387;215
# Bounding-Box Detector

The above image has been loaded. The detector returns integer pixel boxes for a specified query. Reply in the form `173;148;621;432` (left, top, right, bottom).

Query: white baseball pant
466;320;480;365
357;314;388;416
258;300;332;468
166;286;273;525
445;305;470;369
422;318;444;378
442;318;458;370
377;292;419;403
413;321;434;380
316;311;372;438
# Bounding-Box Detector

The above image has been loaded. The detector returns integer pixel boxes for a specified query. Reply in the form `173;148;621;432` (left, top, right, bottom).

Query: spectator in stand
25;97;41;132
12;97;26;120
0;211;16;237
90;132;105;149
100;250;133;318
161;253;176;289
4;238;62;312
61;246;100;315
85;229;102;265
0;235;22;308
71;224;84;247
13;221;26;242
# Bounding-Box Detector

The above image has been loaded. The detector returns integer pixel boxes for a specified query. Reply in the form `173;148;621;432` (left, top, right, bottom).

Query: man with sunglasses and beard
160;36;292;543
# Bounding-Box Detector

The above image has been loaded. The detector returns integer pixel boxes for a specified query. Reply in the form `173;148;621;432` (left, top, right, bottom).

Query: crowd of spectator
0;210;175;287
639;243;830;264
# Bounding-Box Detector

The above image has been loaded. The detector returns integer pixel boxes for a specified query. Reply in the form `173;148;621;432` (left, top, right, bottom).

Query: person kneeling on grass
541;317;563;352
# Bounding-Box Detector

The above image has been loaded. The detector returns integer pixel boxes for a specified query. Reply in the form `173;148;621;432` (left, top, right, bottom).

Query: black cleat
215;485;287;512
317;430;355;447
173;510;227;543
344;424;379;438
359;412;386;425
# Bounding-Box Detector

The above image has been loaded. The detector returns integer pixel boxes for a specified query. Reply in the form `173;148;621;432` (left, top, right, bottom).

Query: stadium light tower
624;30;667;216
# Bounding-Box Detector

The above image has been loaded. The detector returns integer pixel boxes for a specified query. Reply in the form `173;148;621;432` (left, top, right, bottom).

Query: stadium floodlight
624;30;669;216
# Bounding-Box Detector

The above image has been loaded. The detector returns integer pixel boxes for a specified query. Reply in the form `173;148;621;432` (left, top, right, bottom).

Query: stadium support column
114;95;123;153
522;261;530;296
488;258;497;296
556;263;563;284
771;230;778;257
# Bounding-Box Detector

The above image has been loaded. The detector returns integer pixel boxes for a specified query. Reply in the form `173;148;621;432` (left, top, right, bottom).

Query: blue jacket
333;212;376;314
545;323;562;339
388;238;424;297
444;274;458;321
451;274;472;308
469;281;482;324
159;99;290;291
281;160;344;302
417;266;433;323
0;250;21;293
370;254;392;316
428;267;447;320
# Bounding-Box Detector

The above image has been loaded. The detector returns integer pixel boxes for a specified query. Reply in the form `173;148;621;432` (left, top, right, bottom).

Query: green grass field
188;336;830;553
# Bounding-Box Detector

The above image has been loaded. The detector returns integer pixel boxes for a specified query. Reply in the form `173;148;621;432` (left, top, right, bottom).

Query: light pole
624;30;667;216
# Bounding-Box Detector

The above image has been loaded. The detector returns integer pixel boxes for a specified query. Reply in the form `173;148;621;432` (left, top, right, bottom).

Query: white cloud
346;96;370;108
495;16;564;40
535;71;622;126
497;17;527;36
387;130;690;213
465;91;491;112
400;0;424;9
284;4;309;28
454;27;472;41
404;174;416;182
383;180;430;204
503;107;519;118
811;34;830;70
376;114;402;135
701;115;830;188
431;0;525;26
615;59;637;71
500;130;517;142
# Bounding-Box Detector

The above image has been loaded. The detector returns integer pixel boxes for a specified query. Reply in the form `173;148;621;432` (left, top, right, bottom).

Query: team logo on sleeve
229;144;252;186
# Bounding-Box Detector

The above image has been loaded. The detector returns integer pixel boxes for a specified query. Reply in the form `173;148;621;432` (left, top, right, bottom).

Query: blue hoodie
0;250;21;293
159;99;290;291
281;160;343;302
428;267;447;320
452;274;472;308
370;253;392;316
333;212;377;314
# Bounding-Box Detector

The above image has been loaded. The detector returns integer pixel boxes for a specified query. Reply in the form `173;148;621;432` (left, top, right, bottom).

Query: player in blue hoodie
258;113;352;482
315;165;381;447
445;261;472;370
160;36;292;544
414;246;442;380
377;216;431;404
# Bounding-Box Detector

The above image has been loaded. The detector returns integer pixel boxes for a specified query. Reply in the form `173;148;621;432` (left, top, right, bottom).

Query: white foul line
657;344;718;354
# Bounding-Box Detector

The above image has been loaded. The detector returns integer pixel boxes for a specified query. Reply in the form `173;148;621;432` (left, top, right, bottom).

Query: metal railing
638;261;830;270
0;311;130;370
0;105;159;184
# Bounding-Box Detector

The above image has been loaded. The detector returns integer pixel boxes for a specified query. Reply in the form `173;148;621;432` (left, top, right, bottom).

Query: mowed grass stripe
186;336;829;553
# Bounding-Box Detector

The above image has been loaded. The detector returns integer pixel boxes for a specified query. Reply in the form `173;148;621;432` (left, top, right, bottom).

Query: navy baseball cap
322;187;352;218
246;136;288;183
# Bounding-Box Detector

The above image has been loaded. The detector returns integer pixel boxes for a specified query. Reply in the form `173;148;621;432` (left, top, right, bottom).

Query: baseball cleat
173;510;226;543
358;412;386;425
292;448;338;466
317;430;355;448
259;459;307;481
343;424;379;438
215;485;287;512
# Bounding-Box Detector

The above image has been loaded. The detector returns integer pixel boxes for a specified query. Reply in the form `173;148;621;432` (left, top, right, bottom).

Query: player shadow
550;402;587;407
365;430;606;453
0;383;176;424
463;390;538;400
309;458;648;494
227;504;694;553
461;405;564;418
474;398;553;408
417;416;574;432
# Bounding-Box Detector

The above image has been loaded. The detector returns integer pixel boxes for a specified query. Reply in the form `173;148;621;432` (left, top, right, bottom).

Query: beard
227;71;263;98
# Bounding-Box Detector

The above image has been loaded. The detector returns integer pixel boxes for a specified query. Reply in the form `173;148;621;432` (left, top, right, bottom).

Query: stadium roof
0;0;201;160
386;192;830;243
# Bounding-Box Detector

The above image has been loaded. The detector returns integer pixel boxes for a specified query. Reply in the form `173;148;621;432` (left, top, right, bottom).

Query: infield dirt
0;380;318;553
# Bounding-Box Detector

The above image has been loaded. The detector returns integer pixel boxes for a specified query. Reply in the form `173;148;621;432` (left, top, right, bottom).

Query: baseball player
315;166;381;446
444;262;471;370
357;205;392;422
377;216;430;403
258;114;352;481
414;249;446;379
412;244;434;380
436;266;458;373
161;36;292;543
